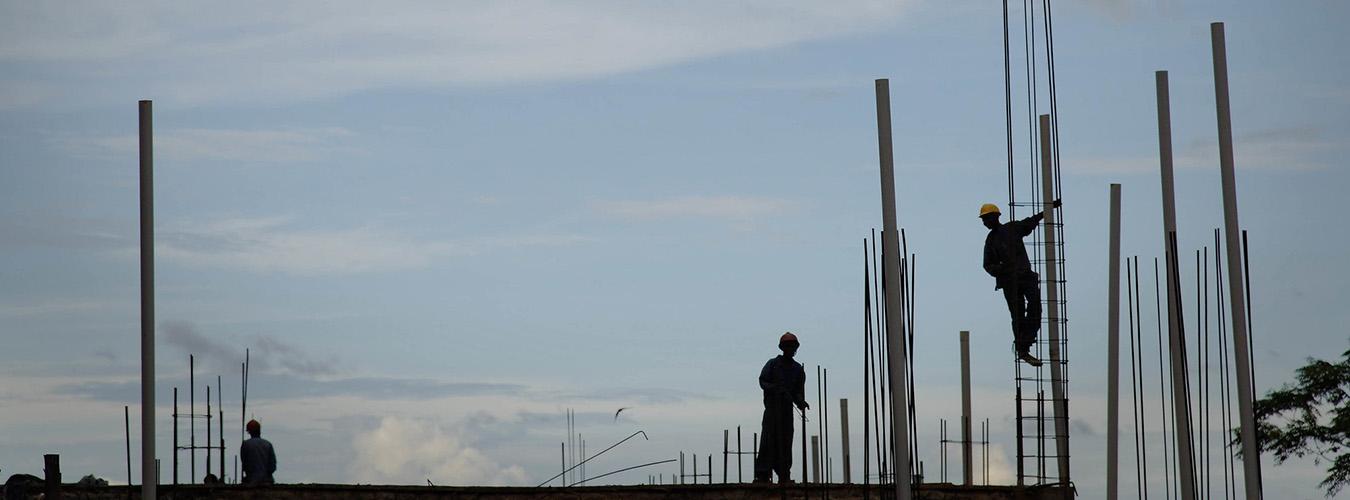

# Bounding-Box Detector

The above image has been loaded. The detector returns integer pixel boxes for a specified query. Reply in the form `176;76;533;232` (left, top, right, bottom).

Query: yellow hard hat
979;203;1001;218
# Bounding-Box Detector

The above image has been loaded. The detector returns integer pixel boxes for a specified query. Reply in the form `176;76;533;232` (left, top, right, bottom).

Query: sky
1;0;1347;497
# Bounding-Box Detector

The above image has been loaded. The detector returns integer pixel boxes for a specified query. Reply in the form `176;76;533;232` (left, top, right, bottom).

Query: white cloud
155;216;583;275
1069;128;1341;174
348;416;527;486
593;195;793;221
65;127;355;163
0;1;912;107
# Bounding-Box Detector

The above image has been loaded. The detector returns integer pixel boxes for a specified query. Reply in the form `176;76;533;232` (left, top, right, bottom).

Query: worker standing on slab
754;332;809;484
980;200;1060;367
240;419;277;485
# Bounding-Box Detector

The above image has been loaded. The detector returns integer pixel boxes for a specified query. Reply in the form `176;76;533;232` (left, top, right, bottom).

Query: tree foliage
1252;347;1350;497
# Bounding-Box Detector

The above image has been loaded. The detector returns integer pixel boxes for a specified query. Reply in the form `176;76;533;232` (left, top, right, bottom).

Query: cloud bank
0;1;911;108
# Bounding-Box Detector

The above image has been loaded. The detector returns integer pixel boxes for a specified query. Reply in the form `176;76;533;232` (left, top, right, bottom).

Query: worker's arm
794;364;809;410
1019;199;1061;236
983;235;1002;278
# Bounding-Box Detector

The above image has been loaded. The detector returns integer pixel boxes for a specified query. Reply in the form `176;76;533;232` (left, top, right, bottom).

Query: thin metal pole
125;405;132;488
1156;70;1198;500
173;388;178;485
840;399;851;484
824;367;831;484
1107;183;1122;500
862;239;872;495
738;426;743;482
190;355;195;483
219;375;224;480
960;331;973;486
1037;113;1070;483
137;99;156;500
206;384;212;479
1210;22;1262;499
875;77;912;500
723;429;729;483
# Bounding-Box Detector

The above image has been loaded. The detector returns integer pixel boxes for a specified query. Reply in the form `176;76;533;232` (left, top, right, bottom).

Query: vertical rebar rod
1210;23;1262;500
1157;72;1198;500
1037;114;1070;483
125;405;132;488
1135;257;1151;500
723;429;729;483
218;375;224;480
738;426;743;483
190;355;195;483
1108;183;1122;500
960;331;973;486
875;77;912;500
173;388;178;485
1154;258;1173;500
206;384;212;479
862;240;872;495
137;99;156;500
1128;259;1147;500
825;367;832;485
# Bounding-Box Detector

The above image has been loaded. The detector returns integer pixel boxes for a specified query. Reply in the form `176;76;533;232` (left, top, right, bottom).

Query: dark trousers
754;403;794;481
1002;276;1042;353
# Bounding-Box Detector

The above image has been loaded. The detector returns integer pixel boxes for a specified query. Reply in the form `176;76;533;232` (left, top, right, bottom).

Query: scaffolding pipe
1107;183;1122;500
1037;114;1070;484
960;331;973;486
874;77;913;500
138;99;156;500
1210;22;1262;500
1156;70;1199;500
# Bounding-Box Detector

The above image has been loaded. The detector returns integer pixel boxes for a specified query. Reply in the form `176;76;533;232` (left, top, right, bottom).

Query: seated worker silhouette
753;332;809;484
980;199;1060;367
240;419;277;485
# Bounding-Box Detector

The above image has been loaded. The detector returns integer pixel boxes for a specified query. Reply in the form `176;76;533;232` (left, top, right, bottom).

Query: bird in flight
614;407;631;422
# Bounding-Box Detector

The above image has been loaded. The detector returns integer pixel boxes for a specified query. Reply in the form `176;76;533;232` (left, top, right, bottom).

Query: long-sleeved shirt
240;436;277;485
759;355;806;409
983;213;1043;290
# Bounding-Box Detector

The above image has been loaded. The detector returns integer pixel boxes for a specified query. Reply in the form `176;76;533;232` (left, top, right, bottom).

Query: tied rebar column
1037;114;1070;486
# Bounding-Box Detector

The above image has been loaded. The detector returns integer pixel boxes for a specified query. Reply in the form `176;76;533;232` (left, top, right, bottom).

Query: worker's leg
754;407;777;481
1003;285;1026;351
1019;278;1043;351
773;409;795;482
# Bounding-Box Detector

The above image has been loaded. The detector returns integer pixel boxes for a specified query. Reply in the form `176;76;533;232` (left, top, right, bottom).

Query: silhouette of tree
1251;347;1350;497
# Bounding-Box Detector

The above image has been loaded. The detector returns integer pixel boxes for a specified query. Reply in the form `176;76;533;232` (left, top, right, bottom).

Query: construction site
6;2;1339;500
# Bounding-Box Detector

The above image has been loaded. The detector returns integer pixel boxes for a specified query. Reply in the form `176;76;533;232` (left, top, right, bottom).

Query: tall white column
1210;22;1263;500
1107;183;1122;500
138;99;157;499
874;78;912;500
1037;114;1071;484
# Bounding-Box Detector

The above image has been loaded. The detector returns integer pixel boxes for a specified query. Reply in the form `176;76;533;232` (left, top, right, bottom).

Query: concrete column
1211;22;1262;500
1157;70;1198;500
875;78;913;500
812;435;822;483
840;398;852;483
960;331;973;485
138;99;156;499
1037;114;1071;483
1107;183;1122;500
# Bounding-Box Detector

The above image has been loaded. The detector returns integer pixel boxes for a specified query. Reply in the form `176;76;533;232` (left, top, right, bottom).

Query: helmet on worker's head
246;419;261;436
779;332;800;349
979;203;1001;218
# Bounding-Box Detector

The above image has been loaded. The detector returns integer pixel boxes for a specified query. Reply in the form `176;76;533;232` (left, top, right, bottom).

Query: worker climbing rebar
753;332;809;484
980;200;1061;367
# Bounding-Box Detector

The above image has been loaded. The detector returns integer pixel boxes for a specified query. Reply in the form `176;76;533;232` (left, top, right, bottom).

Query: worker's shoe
777;477;795;485
1018;351;1043;367
752;476;772;484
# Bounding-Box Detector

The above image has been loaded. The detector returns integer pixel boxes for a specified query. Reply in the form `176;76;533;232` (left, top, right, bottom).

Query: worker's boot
777;475;795;485
1018;351;1043;367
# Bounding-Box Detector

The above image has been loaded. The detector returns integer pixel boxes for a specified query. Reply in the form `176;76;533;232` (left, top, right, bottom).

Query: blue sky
2;1;1347;497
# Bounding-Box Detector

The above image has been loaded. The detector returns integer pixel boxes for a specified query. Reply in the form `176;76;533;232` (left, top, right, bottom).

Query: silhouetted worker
980;199;1061;367
753;332;809;484
240;419;277;485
